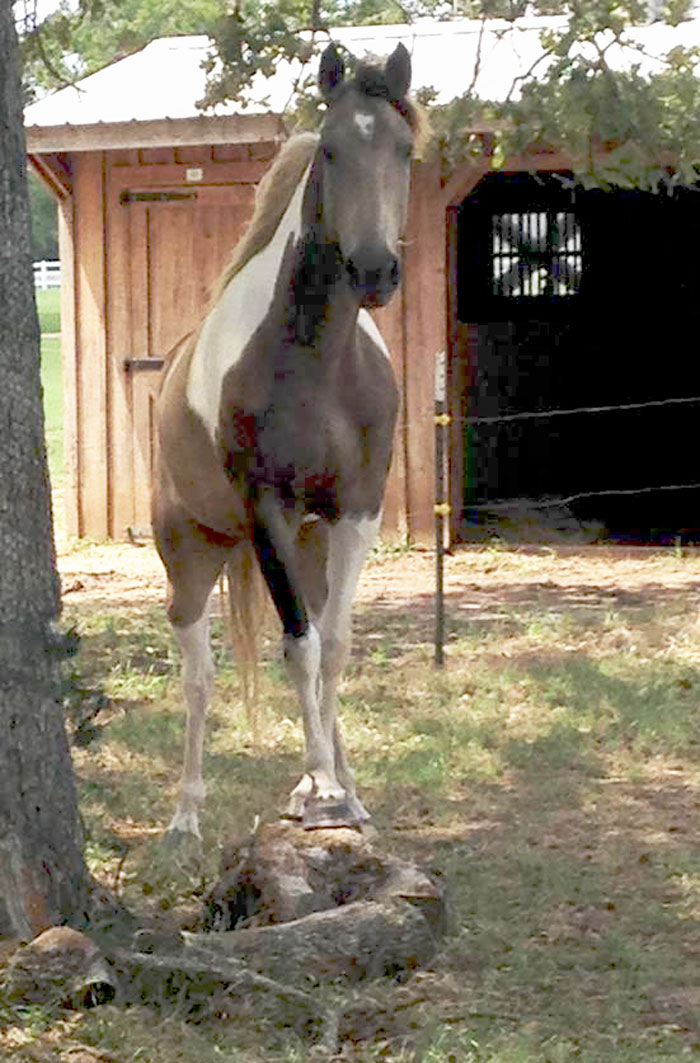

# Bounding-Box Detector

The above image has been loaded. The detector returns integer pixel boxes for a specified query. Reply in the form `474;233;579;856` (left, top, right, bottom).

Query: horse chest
222;367;385;518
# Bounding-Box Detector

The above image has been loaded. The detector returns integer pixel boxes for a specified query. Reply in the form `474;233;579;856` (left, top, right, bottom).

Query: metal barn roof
24;16;700;151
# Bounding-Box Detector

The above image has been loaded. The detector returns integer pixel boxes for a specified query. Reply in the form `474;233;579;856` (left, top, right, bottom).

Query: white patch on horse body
358;309;391;360
354;112;375;139
186;170;310;440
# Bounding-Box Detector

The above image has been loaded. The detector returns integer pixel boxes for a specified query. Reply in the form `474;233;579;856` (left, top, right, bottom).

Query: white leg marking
284;624;342;799
318;514;380;803
168;604;214;839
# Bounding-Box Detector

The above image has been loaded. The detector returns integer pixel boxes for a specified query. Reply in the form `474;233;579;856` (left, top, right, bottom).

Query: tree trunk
0;0;89;937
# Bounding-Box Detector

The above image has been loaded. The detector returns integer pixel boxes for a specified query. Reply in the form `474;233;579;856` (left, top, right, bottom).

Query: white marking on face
354;112;375;139
187;168;310;440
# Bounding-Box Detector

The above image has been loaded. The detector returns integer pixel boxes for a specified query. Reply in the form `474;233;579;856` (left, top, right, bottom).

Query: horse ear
384;42;411;101
319;44;345;102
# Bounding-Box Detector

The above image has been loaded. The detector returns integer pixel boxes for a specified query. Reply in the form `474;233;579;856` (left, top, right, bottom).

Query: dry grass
2;541;700;1061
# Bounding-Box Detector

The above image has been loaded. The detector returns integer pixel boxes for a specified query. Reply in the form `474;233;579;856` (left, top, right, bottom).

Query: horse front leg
316;513;381;824
253;493;350;827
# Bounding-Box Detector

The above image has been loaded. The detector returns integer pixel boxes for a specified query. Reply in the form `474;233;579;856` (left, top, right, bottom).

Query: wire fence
429;387;700;513
431;359;700;665
459;392;700;428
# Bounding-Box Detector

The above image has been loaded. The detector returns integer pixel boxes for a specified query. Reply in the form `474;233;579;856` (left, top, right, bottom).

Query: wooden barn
25;18;700;544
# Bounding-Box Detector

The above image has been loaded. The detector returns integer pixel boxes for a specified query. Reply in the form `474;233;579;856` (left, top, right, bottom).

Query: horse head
310;42;416;309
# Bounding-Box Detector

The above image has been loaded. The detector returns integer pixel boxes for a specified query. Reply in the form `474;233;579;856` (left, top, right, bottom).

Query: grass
36;287;63;494
41;333;62;485
3;545;700;1061
37;287;63;493
35;287;61;334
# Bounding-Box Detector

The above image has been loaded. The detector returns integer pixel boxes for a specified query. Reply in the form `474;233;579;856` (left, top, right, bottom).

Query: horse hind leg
156;524;229;844
167;603;215;842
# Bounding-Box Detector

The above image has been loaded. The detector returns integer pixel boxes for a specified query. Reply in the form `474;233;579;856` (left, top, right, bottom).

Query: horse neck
292;159;360;352
290;235;352;351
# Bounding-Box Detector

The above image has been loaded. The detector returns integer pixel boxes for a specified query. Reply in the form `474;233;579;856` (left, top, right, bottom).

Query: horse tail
222;541;268;742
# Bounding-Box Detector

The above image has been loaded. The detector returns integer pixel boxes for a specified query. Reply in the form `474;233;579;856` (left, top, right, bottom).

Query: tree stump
1;927;117;1009
192;820;446;984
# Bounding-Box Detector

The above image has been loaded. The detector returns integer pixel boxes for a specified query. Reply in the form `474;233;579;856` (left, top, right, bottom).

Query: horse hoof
347;795;372;823
302;797;363;830
163;827;201;850
162;826;203;873
283;773;314;821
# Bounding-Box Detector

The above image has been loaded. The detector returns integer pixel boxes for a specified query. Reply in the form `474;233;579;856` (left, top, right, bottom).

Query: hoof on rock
302;797;365;830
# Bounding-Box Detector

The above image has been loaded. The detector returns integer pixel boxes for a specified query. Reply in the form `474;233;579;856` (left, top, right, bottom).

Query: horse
152;41;420;837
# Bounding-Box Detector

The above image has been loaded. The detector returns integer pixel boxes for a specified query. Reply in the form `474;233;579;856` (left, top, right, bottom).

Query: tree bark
0;0;89;937
184;900;437;984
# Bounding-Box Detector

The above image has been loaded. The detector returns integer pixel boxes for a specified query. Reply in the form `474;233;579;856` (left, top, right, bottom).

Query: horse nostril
346;251;400;297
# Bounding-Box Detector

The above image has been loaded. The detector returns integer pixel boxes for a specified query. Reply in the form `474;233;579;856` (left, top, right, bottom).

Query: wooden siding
60;142;269;537
42;141;507;543
57;191;79;536
73;151;109;538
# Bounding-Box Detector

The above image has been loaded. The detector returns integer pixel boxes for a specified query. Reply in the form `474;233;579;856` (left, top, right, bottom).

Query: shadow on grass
56;569;700;1060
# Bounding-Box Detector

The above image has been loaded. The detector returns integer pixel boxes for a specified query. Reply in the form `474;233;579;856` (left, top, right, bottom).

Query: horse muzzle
346;245;401;308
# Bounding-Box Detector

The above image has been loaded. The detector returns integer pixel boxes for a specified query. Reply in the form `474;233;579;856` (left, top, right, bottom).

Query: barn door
456;172;586;528
456;172;700;540
110;180;255;534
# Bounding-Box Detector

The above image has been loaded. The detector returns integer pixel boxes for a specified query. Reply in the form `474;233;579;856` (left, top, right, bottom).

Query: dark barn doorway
455;171;700;542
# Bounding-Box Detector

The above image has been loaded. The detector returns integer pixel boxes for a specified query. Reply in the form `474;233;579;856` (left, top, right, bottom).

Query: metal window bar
492;210;582;297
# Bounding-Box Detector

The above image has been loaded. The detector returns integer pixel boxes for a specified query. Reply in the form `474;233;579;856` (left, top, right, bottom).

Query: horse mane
212;131;320;301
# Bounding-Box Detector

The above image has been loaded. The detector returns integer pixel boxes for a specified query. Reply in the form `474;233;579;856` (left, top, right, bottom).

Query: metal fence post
434;351;451;668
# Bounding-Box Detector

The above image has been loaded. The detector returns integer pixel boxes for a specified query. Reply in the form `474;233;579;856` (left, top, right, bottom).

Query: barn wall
372;292;407;540
57;188;79;537
73;152;109;538
396;156;493;544
52;145;501;543
60;142;275;538
401;160;448;541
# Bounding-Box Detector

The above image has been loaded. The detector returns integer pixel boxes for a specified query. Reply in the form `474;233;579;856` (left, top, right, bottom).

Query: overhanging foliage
19;0;700;189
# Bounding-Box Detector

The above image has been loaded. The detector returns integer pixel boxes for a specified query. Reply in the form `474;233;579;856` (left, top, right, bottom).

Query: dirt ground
55;526;700;620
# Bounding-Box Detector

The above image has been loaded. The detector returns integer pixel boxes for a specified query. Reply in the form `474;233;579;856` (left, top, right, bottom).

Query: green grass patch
35;286;61;333
41;332;62;486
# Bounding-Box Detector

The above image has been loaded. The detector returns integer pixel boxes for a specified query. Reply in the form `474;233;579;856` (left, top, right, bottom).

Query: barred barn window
491;211;582;297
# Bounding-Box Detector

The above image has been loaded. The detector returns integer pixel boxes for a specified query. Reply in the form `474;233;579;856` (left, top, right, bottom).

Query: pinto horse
153;42;419;836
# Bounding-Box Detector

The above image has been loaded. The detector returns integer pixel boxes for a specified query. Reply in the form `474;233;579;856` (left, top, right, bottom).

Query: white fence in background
33;260;61;290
